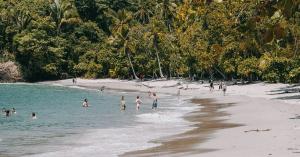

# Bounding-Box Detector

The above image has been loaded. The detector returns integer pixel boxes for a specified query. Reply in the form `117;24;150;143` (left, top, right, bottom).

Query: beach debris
289;115;300;120
293;152;300;154
98;86;105;92
244;129;271;133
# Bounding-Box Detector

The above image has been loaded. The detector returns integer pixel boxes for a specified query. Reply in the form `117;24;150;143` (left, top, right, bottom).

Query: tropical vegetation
0;0;299;83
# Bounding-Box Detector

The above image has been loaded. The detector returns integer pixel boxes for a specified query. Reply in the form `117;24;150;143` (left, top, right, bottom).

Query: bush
289;67;300;83
262;71;280;83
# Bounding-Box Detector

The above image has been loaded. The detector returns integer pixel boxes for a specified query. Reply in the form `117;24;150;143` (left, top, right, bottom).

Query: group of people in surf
2;107;37;119
209;80;227;95
120;92;158;111
82;92;158;111
2;107;16;117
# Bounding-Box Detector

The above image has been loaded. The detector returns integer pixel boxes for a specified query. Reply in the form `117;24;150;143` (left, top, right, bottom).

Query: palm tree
144;19;166;78
109;10;139;80
156;0;177;32
12;10;32;33
133;0;154;24
49;0;74;34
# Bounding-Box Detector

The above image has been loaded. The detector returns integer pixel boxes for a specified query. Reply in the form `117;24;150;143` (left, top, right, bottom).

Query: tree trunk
214;67;226;80
155;48;164;78
126;51;139;80
169;64;172;79
209;70;214;81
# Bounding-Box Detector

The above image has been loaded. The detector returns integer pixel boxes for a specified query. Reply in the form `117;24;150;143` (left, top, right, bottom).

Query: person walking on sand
219;81;223;90
82;98;89;107
136;96;143;110
223;84;227;96
148;91;152;97
120;96;126;110
177;89;180;96
151;93;158;110
210;81;214;91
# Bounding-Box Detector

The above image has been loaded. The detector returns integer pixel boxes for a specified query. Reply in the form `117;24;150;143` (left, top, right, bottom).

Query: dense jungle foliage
0;0;299;82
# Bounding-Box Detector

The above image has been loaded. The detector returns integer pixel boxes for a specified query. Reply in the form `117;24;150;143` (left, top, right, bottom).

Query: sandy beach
40;79;300;157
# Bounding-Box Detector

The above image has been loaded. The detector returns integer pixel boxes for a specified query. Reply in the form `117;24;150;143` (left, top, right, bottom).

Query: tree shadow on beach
268;84;300;96
276;95;300;100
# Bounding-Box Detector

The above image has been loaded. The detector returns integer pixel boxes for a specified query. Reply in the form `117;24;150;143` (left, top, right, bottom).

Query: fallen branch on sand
244;129;271;133
141;83;155;88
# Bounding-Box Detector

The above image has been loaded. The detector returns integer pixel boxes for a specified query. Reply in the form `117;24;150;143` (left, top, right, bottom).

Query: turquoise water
0;84;155;156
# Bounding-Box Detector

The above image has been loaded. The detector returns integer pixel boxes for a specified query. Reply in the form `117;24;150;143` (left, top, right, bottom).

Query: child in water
135;96;142;110
82;98;89;107
152;93;158;110
120;96;126;110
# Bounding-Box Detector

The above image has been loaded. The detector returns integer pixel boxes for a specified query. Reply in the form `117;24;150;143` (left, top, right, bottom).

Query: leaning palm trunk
126;51;139;80
214;67;226;80
155;48;164;78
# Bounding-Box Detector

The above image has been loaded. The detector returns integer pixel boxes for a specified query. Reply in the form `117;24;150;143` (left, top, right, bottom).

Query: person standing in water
120;96;126;110
151;93;158;110
82;98;89;107
135;96;142;110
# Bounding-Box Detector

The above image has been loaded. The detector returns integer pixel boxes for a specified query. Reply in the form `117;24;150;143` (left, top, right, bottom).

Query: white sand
40;79;300;156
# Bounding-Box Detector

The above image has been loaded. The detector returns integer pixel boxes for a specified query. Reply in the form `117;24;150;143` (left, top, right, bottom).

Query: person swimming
12;108;16;114
135;96;142;110
5;110;10;117
32;112;37;119
120;96;126;110
82;98;89;107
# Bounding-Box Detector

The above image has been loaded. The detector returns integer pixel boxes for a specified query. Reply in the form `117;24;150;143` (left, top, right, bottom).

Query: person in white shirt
82;98;89;107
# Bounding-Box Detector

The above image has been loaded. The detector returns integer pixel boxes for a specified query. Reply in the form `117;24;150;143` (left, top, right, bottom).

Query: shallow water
0;84;195;157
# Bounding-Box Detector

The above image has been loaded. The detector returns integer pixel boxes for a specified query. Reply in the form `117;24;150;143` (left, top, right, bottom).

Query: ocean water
0;84;196;157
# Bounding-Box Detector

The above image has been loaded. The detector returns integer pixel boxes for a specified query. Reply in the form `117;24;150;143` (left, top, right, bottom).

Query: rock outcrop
0;61;22;82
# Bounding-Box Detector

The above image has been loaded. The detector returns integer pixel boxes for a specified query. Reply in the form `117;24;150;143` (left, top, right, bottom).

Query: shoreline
121;98;242;157
34;79;300;156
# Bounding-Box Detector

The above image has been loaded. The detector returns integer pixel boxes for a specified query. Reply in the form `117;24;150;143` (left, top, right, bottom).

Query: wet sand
120;98;242;157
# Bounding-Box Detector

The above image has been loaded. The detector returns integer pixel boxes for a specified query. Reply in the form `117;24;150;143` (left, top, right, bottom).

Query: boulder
0;61;21;82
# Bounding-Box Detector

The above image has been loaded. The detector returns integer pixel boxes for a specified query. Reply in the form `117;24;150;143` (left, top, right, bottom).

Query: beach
40;79;300;157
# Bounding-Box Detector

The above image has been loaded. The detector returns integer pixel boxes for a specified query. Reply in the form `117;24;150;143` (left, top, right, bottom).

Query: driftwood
244;129;271;133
